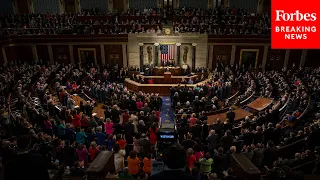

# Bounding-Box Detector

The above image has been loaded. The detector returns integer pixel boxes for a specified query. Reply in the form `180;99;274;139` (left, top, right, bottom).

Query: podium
164;72;172;78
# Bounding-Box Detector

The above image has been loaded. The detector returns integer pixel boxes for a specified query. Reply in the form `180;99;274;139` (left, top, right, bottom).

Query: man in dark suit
221;130;234;151
139;134;152;157
263;140;278;168
148;145;195;180
251;143;264;168
4;135;50;180
213;147;228;174
226;108;236;123
207;130;219;156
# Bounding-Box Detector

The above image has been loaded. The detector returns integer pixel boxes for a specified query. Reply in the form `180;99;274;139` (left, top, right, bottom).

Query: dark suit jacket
214;153;228;173
221;135;234;151
226;111;236;122
207;134;219;151
263;146;278;168
251;148;264;167
4;152;50;180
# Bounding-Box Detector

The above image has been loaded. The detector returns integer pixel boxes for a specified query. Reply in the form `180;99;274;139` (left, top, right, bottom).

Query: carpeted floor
160;96;175;125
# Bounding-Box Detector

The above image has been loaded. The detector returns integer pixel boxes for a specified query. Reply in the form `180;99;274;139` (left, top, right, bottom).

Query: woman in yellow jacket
127;150;140;178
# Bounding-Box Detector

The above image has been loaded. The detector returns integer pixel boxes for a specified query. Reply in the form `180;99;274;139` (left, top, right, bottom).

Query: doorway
239;49;259;69
65;0;76;13
162;0;174;9
113;0;124;12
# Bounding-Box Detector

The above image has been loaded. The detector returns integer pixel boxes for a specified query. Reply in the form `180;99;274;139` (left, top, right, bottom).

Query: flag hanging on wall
160;44;175;64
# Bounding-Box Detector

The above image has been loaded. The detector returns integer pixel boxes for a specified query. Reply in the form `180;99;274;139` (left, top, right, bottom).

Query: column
48;45;54;64
139;43;144;71
300;50;307;67
173;0;179;8
192;43;197;71
208;45;213;69
99;44;105;66
31;46;38;61
208;0;213;8
122;44;127;68
283;50;290;68
257;0;264;14
69;45;74;64
123;0;129;12
262;45;269;70
12;0;18;13
176;43;181;66
154;43;159;66
230;45;236;65
28;0;35;13
2;48;7;65
59;0;66;14
75;0;81;13
223;0;229;8
108;0;113;13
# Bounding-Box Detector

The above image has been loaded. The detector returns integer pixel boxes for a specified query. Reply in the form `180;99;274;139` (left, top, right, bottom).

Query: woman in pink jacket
104;118;114;136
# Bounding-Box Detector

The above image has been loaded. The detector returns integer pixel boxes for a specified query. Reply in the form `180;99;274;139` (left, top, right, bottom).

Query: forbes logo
275;10;317;22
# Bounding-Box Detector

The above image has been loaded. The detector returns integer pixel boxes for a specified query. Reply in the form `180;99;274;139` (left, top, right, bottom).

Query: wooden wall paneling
65;0;76;13
16;46;33;62
113;0;124;12
0;48;4;65
266;48;285;71
36;45;50;62
51;45;70;64
234;46;264;67
17;0;29;13
5;47;18;62
288;50;302;68
73;45;101;65
305;50;320;67
212;45;232;69
105;45;123;68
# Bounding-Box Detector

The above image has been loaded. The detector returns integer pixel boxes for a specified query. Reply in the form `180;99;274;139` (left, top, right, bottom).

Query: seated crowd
0;7;270;36
0;58;320;180
173;7;270;35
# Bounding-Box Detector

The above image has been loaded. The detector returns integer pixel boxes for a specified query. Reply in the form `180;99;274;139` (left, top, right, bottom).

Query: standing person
95;126;106;146
72;110;81;128
114;144;126;172
4;135;50;180
57;120;66;140
104;118;114;136
88;141;99;162
76;128;87;145
143;153;152;176
106;134;115;151
76;144;88;167
127;150;140;178
199;152;213;177
186;148;196;171
149;123;158;145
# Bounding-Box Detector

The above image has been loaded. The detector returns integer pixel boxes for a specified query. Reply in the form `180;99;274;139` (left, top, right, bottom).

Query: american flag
160;44;175;62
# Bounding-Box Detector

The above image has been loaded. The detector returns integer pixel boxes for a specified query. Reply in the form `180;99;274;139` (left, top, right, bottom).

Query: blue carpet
160;96;175;125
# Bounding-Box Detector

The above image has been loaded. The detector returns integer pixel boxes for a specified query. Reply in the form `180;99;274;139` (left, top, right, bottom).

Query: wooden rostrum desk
125;77;210;96
136;73;200;84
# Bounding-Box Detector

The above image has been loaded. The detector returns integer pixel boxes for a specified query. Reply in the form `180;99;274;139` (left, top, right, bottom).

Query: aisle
160;96;175;125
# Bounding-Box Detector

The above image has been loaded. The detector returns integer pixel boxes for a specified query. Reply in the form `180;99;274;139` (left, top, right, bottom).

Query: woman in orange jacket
142;154;152;175
127;150;140;177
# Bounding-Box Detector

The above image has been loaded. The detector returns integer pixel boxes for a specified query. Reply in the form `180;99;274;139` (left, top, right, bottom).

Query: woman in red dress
149;123;158;145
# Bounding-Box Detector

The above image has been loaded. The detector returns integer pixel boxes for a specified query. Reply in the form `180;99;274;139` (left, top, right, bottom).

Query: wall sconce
138;43;144;46
192;43;197;46
176;43;181;46
154;43;159;46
